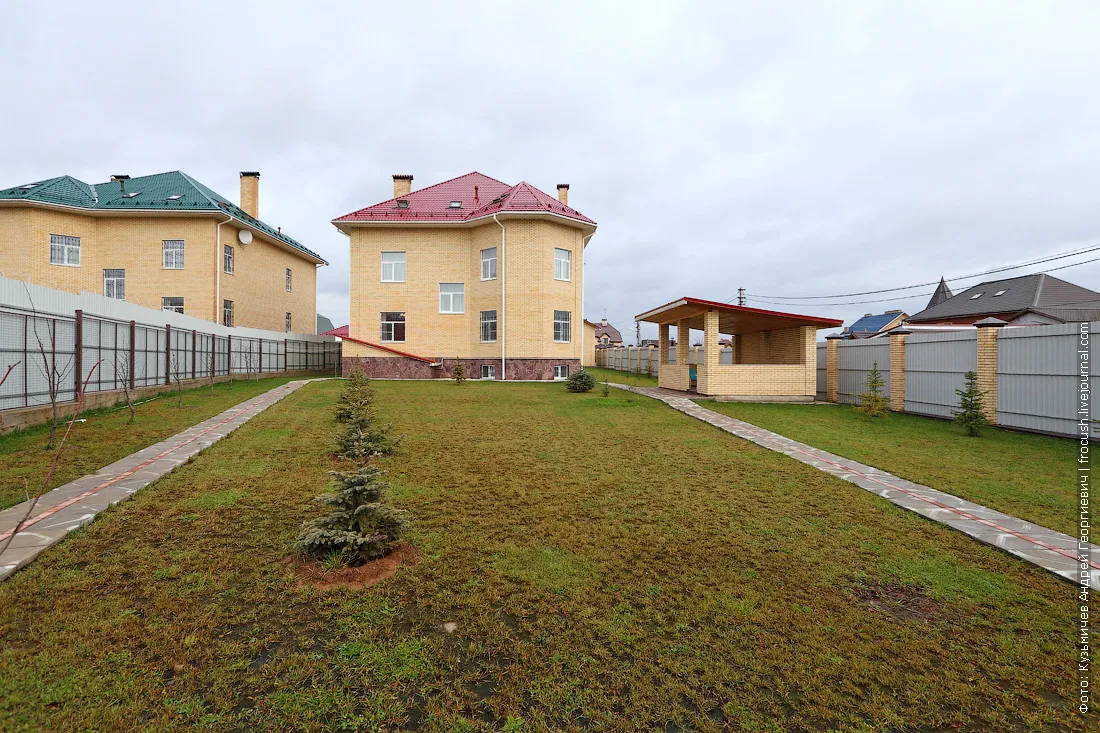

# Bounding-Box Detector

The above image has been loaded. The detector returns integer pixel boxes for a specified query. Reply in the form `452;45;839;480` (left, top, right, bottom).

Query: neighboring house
317;314;335;334
332;172;597;380
839;310;908;339
593;318;623;347
926;277;953;309
640;339;660;348
906;273;1100;325
0;171;325;332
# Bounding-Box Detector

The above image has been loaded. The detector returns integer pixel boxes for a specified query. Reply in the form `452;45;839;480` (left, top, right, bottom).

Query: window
223;299;234;327
103;269;125;299
381;252;406;282
481;364;496;379
554;248;571;281
969;292;983;300
286;268;292;292
49;234;80;266
553;365;569;379
162;297;184;314
449;200;463;209
480;310;497;342
553;310;571;342
163;239;184;269
223;244;234;274
166;194;183;201
381;312;405;342
993;289;1008;297
481;247;497;280
285;312;292;332
439;283;465;313
395;200;409;209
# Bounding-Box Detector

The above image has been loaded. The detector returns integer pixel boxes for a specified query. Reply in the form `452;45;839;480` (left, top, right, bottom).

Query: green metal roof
0;171;325;263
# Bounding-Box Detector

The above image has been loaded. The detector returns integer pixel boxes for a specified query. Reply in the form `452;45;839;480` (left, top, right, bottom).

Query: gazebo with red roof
636;297;842;399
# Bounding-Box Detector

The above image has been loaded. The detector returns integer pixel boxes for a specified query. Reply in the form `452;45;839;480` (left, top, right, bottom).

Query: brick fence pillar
889;329;910;412
826;334;842;402
975;318;1005;425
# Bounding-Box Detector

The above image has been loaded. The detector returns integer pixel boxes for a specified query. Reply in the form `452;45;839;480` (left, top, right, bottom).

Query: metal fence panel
816;343;827;401
904;330;977;418
837;339;890;405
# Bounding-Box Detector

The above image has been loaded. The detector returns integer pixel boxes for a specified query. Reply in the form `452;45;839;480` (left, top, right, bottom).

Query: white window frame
162;239;184;269
103;269;125;300
223;299;234;327
481;364;496;379
162;297;184;314
439;283;465;314
381;252;406;282
553;310;571;343
286;268;292;292
481;247;498;280
49;234;81;267
380;312;406;343
554;248;571;281
223;244;234;274
480;310;497;343
553;365;569;380
285;312;292;332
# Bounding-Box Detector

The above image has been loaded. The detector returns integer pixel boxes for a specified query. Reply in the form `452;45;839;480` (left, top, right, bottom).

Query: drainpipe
581;232;594;367
493;214;506;380
215;215;233;323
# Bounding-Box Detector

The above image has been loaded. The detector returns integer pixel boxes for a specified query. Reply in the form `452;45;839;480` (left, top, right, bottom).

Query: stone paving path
0;379;311;582
612;383;1100;590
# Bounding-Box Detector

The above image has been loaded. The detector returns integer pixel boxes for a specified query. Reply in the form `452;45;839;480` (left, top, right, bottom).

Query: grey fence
816;344;827;400
836;339;890;405
903;331;977;418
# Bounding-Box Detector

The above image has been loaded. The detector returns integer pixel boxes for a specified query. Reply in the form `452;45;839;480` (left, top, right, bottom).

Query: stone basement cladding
343;356;580;381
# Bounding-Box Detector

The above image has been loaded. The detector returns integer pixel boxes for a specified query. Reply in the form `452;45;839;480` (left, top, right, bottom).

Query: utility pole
635;320;641;346
737;287;746;306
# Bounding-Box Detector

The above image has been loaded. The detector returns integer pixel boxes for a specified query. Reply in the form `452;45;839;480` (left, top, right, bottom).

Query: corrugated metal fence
902;331;977;418
816;344;827;401
596;346;740;374
836;339;890;405
0;276;340;412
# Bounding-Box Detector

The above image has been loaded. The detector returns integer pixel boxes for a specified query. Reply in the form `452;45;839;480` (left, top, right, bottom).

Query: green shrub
452;360;466;385
953;370;989;437
855;361;888;418
566;368;596;393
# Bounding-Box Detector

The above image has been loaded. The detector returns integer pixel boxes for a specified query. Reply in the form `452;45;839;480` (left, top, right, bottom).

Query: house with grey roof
839;310;907;339
906;273;1100;325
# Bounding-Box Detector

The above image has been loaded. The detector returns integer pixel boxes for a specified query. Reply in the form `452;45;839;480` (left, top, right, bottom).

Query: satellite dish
238;229;253;245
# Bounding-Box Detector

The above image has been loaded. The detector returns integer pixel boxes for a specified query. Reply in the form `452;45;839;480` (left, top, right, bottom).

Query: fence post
164;324;171;385
227;335;232;376
889;329;910;412
129;321;136;390
826;334;842;403
284;339;288;371
191;330;197;380
74;309;83;398
210;335;215;378
975;318;1005;425
259;339;264;374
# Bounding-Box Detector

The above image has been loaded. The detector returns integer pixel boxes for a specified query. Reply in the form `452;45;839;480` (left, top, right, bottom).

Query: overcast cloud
4;1;1100;340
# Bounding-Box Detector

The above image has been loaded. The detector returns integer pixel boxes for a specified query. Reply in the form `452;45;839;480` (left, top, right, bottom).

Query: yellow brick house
0;171;326;332
332;172;597;379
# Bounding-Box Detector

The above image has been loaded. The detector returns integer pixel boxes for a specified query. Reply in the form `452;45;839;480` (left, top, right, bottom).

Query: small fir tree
855;361;888;417
601;379;611;398
566;367;596;393
452;359;466;385
294;465;410;564
336;411;401;462
335;366;374;423
953;370;989;437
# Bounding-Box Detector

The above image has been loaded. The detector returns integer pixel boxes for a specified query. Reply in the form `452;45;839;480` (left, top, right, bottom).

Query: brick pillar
975;319;1004;424
699;310;720;395
659;324;670;364
826;335;842;403
676;321;689;365
889;329;910;412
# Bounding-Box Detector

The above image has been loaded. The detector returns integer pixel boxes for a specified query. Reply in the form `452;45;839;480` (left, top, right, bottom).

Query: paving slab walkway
0;379;312;581
611;383;1100;590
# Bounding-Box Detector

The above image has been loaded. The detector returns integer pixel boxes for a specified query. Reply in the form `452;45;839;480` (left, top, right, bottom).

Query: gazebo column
699;309;721;395
658;323;670;364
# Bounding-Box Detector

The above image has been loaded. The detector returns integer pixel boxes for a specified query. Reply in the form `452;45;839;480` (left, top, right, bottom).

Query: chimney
240;171;260;218
556;183;569;206
110;174;130;182
601;318;608;326
393;174;413;198
864;313;872;317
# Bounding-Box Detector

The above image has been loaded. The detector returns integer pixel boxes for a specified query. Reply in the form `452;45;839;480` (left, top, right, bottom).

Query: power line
738;241;1100;302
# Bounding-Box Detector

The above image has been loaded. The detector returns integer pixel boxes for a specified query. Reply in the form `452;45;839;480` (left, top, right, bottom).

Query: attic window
124;192;140;198
166;194;183;201
449;200;462;208
20;183;37;189
395;200;409;209
992;289;1008;297
969;292;984;300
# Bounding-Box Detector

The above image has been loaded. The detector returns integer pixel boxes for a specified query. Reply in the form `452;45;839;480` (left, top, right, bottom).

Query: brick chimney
240;171;260;218
393;174;413;198
601;318;608;326
556;183;569;206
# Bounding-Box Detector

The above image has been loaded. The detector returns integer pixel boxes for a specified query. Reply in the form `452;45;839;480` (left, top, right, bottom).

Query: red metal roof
333;172;595;226
636;296;842;334
320;324;349;337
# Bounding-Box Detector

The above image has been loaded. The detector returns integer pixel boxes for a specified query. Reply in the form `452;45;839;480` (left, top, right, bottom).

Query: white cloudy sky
4;1;1100;340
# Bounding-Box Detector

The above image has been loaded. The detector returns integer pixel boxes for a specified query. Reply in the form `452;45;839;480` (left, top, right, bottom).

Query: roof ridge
1031;273;1046;307
377;171;511;209
176;171;221;208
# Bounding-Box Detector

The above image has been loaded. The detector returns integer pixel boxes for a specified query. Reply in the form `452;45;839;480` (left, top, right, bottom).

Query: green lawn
585;365;658;387
0;377;299;511
0;381;1088;731
700;401;1075;536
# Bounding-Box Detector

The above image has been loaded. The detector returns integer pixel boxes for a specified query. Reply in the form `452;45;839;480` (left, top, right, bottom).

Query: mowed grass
0;377;298;511
0;380;1089;732
586;365;658;387
701;401;1075;536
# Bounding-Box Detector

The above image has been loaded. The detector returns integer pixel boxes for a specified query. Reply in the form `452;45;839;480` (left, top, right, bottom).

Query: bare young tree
114;352;136;424
23;285;76;449
169;351;186;408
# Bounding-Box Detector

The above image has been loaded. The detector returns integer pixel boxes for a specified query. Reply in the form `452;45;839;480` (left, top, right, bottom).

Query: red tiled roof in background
333;172;595;226
320;324;349;338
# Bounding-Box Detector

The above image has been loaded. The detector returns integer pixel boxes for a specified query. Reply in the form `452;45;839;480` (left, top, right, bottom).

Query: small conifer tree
567;367;596;393
601;379;611;398
855;361;888;417
953;370;989;437
452;359;466;384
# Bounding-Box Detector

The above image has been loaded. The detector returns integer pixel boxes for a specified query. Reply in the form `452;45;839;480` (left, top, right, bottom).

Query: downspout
493;214;506;380
215;215;232;323
581;232;594;367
